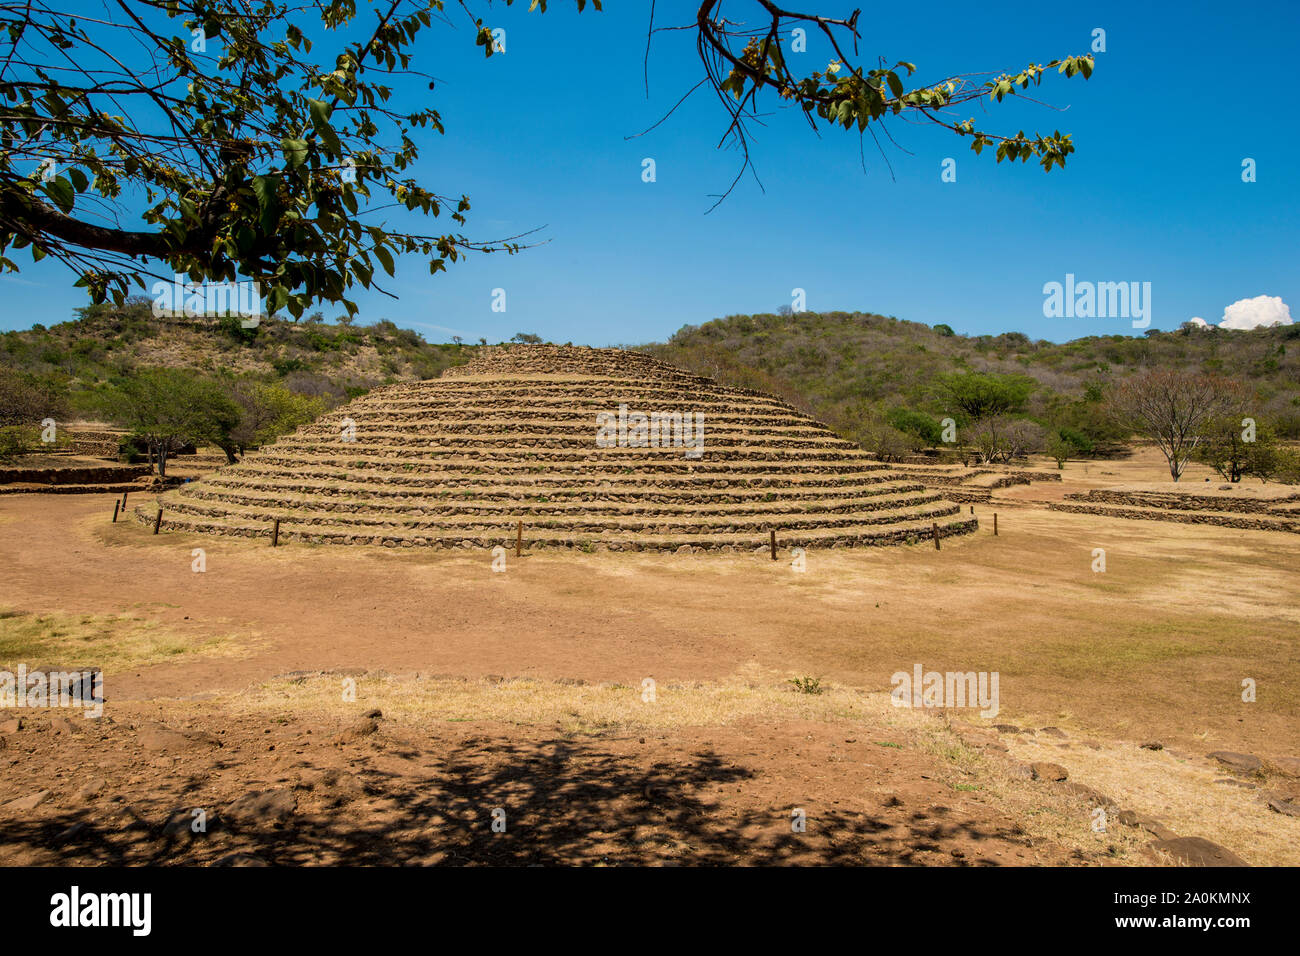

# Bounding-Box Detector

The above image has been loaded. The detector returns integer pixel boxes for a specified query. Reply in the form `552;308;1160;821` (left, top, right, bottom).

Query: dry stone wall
1049;489;1300;534
135;345;978;551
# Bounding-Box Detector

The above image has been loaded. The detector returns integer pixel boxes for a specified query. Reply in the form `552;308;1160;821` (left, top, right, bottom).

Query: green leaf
266;285;288;314
307;98;342;157
253;174;280;232
281;138;309;169
252;175;274;209
41;176;75;214
373;244;395;277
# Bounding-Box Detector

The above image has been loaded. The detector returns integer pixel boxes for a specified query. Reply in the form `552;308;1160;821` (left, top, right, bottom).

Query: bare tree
1111;371;1243;481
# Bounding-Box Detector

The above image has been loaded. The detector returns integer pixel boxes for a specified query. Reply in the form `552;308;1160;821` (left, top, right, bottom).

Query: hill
640;311;1300;451
4;302;1298;467
0;298;476;418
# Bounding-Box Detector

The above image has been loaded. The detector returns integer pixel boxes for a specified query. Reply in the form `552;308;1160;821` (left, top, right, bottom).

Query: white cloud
1218;295;1292;330
1186;316;1209;327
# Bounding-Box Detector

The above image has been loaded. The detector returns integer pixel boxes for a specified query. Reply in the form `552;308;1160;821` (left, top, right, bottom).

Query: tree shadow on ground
0;735;1028;866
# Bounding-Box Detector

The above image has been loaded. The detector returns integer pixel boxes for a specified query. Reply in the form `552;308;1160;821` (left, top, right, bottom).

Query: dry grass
909;720;1156;864
0;606;250;674
223;670;926;735
1002;732;1300;867
87;482;1300;759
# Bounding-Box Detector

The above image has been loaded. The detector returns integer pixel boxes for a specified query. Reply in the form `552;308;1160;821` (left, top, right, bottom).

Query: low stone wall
1007;470;1062;484
0;482;142;496
69;438;121;458
0;464;150;486
1050;501;1298;533
132;505;980;552
1065;489;1297;515
64;429;126;459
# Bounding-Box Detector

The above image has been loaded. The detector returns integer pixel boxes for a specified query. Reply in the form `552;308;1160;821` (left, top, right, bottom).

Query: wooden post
932;522;941;550
153;508;163;534
515;520;523;558
769;528;777;561
121;492;128;510
112;501;120;523
993;512;998;536
970;505;974;514
272;518;281;548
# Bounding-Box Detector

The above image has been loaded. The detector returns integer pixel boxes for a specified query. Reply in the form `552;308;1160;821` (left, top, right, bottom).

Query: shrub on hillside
0;366;68;426
0;425;38;461
886;407;944;450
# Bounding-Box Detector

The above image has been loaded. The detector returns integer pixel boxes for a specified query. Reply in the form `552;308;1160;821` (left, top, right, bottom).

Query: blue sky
4;0;1297;343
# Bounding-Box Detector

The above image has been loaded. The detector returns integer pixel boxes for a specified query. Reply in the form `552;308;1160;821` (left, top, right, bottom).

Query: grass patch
225;673;930;736
786;675;824;695
0;607;248;673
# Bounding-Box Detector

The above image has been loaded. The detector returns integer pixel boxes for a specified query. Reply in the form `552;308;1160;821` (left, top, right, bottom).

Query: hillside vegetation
3;302;1298;477
641;311;1300;455
0;298;475;418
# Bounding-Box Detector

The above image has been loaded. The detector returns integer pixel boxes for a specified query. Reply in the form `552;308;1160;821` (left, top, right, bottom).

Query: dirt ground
1;447;1297;866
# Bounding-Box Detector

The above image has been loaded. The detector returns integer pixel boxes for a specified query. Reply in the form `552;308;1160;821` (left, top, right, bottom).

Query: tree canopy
1;1;1093;315
103;367;240;475
938;371;1035;422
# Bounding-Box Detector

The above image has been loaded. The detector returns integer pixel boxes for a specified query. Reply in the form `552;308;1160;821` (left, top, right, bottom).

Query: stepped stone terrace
134;345;978;551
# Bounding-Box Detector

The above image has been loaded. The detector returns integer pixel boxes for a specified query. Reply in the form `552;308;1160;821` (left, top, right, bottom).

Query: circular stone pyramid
136;345;977;551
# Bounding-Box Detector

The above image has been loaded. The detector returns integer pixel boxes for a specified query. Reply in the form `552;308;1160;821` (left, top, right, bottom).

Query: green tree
0;365;67;425
886;407;943;450
1046;431;1083;468
104;368;240;477
1195;416;1281;483
225;381;325;459
938;372;1035;422
839;403;911;462
0;1;1092;312
1269;448;1300;484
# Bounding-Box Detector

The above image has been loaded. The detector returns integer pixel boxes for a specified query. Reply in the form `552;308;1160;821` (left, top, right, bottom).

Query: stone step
238;450;890;470
151;495;962;534
197;470;920;502
0;482;142;496
182;478;928;508
173;485;943;518
134;505;977;551
366;384;795;407
1048;501;1300;533
213;463;903;489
